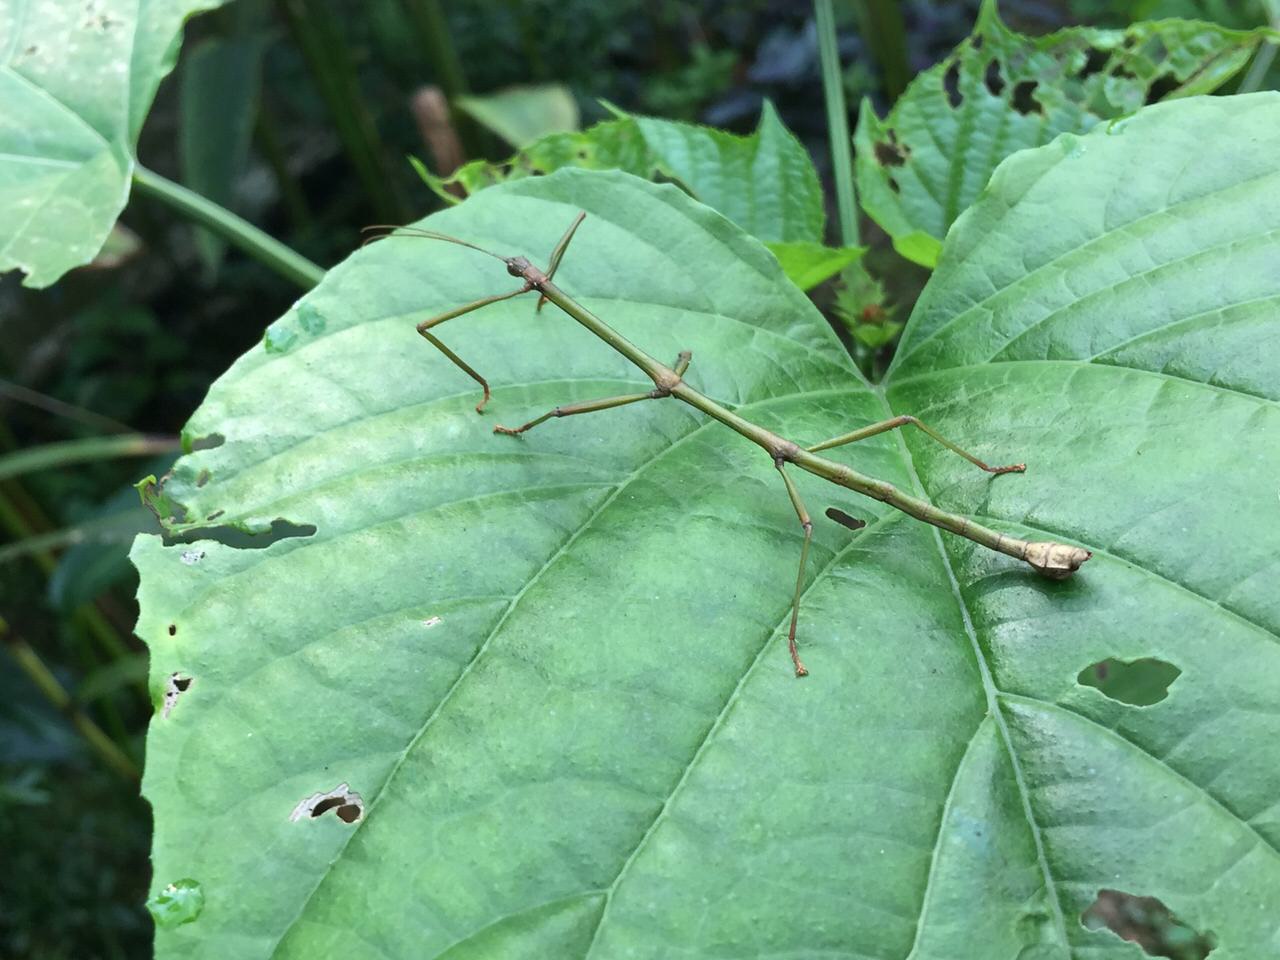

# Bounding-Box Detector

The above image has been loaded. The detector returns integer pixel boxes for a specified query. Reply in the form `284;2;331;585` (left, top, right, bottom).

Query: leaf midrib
881;390;1072;955
261;382;877;957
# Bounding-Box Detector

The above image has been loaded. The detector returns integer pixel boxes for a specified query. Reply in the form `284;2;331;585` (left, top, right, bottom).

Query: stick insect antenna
359;225;509;261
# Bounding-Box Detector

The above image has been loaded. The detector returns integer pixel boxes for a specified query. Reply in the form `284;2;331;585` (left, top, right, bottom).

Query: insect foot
1023;542;1092;579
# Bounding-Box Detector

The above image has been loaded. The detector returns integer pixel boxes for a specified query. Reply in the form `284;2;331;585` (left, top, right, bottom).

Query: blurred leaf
48;463;171;612
179;35;269;278
0;435;178;483
422;102;829;247
833;258;903;349
765;240;863;291
855;0;1266;266
76;653;150;705
0;0;231;288
456;83;579;148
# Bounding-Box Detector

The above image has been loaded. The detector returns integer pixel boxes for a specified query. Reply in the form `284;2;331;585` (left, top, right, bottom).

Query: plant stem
814;0;860;246
0;378;134;433
0;434;178;483
400;0;487;160
276;0;407;223
132;166;324;288
851;0;910;102
1238;0;1280;94
1;617;140;783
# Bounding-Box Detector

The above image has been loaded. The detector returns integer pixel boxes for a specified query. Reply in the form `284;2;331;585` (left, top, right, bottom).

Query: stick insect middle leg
807;415;1025;475
494;351;693;436
775;460;814;678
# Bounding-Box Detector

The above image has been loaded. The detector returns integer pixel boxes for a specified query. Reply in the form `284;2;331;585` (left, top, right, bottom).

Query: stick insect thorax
368;214;1091;675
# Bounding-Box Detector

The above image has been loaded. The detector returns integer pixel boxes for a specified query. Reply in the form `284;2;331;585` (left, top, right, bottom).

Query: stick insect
364;213;1091;676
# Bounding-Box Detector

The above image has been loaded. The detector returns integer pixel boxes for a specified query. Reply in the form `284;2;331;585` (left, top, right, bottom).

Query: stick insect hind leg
807;415;1026;475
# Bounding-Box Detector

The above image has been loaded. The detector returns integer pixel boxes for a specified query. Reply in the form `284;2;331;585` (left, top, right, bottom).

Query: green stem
133;166;323;288
400;0;487;159
1;618;140;783
0;434;178;483
277;0;407;222
814;0;860;246
852;0;910;102
1238;1;1280;94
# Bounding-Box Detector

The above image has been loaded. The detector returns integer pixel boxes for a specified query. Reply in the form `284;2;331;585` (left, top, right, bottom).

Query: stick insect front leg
807;415;1026;475
417;287;530;413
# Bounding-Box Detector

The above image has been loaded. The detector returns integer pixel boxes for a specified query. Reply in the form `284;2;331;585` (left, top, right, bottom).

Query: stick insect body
366;213;1091;676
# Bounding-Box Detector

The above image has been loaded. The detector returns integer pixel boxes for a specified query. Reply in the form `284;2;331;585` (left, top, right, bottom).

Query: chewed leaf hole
1077;657;1180;706
290;783;364;824
1145;73;1179;105
1082;889;1215;958
873;137;908;167
163;518;317;551
943;62;961;108
984;60;1005;97
1012;80;1040;115
162;673;193;718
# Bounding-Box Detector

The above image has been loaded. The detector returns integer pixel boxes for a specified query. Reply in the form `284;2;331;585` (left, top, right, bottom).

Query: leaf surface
0;0;225;287
138;95;1280;959
854;0;1265;266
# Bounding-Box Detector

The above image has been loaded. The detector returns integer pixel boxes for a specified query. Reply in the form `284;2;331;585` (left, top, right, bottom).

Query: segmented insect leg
775;461;813;678
806;415;1025;474
417;287;530;412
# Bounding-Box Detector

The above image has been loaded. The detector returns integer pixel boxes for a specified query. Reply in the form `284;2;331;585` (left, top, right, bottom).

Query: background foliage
2;0;1277;957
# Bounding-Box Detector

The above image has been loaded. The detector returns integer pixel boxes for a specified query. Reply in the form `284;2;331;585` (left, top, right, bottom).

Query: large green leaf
136;94;1280;958
421;102;856;291
0;0;225;287
855;0;1266;267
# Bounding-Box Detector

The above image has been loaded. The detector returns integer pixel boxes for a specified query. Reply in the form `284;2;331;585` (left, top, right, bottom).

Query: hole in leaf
874;140;908;167
1078;47;1109;79
1145;73;1179;104
1077;657;1180;706
1113;64;1137;80
1012;81;1040;116
826;507;867;531
163;518;317;551
943;62;962;107
887;176;901;194
162;673;193;719
1082;889;1215;959
984;60;1005;97
168;624;176;636
971;33;984;51
290;783;364;824
187;433;224;453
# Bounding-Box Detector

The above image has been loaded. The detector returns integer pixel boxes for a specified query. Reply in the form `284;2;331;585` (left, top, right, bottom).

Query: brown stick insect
364;213;1091;676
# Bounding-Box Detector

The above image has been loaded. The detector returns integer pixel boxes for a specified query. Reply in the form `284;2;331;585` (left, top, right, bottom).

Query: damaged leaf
0;0;231;288
855;0;1267;266
138;95;1280;958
